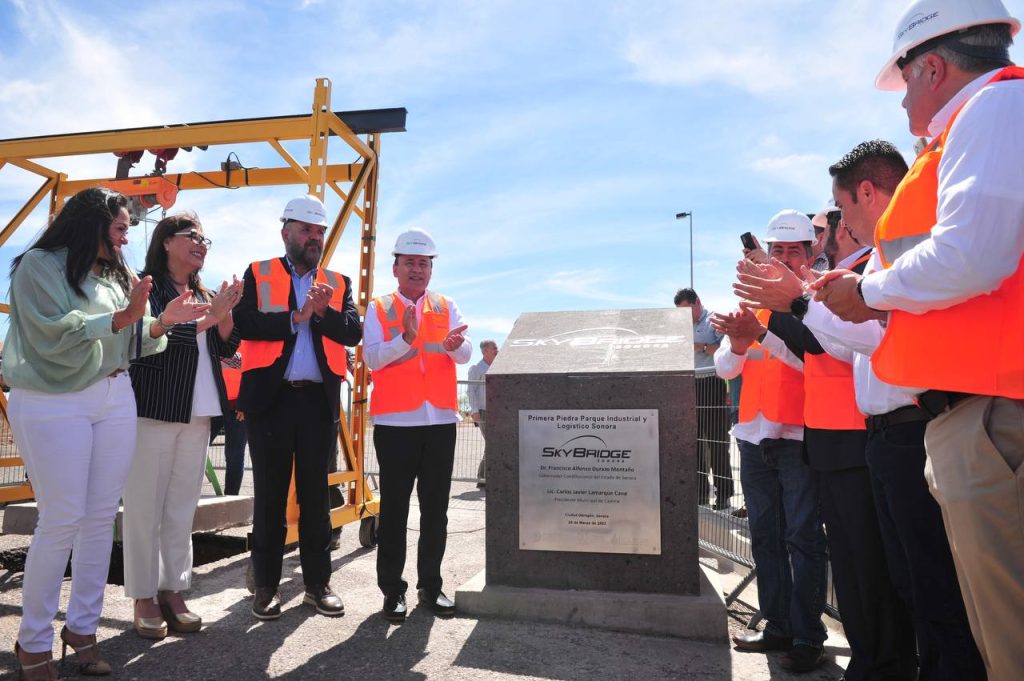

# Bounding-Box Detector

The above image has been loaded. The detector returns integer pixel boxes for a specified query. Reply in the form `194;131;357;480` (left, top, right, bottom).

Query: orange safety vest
737;310;805;426
369;291;457;415
804;250;870;431
222;364;241;402
239;258;350;378
872;66;1024;399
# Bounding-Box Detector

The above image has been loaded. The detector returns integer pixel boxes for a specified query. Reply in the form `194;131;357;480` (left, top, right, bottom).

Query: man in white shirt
713;212;827;674
467;339;497;487
737;140;984;680
811;5;1024;677
364;229;471;623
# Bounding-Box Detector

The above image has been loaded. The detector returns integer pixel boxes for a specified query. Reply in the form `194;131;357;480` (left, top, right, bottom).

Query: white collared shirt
804;251;920;416
364;290;472;426
861;69;1024;314
713;332;804;445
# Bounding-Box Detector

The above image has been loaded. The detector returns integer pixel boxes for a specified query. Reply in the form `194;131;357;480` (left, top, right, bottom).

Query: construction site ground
0;481;851;680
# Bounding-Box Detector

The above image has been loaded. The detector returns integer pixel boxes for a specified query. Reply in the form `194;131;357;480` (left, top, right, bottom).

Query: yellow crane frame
0;78;403;543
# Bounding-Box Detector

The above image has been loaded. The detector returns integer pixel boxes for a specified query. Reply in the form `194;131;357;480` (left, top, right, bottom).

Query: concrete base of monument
454;563;728;641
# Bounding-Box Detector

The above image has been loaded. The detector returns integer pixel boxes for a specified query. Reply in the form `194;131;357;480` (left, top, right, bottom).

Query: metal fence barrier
694;366;839;621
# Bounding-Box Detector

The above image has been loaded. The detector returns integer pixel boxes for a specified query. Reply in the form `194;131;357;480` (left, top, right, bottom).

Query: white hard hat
281;195;329;227
765;209;816;243
811;206;839;229
876;0;1020;91
392;228;438;257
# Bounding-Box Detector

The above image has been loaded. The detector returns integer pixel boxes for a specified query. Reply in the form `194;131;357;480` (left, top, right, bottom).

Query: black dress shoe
329;532;342;551
780;643;824;672
252;587;282;620
731;630;793;652
303;584;344;617
383;593;407;622
417;589;456;617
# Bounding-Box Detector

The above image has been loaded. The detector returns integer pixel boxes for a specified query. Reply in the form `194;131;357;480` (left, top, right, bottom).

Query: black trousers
246;384;338;589
374;423;456;597
865;421;986;681
696;374;734;504
818;465;918;681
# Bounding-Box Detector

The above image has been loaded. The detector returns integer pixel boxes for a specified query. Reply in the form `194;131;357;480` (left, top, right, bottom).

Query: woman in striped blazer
122;212;242;639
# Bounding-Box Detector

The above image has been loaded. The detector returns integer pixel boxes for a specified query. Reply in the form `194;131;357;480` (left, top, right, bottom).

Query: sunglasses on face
174;229;212;248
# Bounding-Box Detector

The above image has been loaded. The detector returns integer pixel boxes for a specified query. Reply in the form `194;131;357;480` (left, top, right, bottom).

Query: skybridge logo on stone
541;435;632;460
508;327;685;350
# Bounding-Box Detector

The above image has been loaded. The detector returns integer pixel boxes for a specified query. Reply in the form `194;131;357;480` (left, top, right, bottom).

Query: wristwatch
789;294;810;321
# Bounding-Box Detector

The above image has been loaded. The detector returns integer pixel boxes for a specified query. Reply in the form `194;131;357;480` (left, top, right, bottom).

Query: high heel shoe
15;641;61;680
157;591;202;633
133;598;168;640
58;627;111;676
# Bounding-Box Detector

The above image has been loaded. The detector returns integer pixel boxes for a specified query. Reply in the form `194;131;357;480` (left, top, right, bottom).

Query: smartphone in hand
740;232;760;251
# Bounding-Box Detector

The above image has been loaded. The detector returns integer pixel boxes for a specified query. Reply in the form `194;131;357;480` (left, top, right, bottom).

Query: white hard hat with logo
281;195;329;227
765;209;816;243
876;0;1020;91
392;228;438;257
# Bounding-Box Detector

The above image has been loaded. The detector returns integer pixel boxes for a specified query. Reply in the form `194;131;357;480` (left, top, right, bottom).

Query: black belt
282;380;322;389
916;390;975;419
865;404;931;431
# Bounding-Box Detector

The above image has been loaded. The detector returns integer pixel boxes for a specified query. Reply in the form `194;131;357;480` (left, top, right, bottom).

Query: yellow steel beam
326;181;366;222
325;112;374;160
267;139;310;184
0;303;9;314
57;164;360;197
0;118;318;160
6;158;59;179
0;176;56;249
308;78;332;199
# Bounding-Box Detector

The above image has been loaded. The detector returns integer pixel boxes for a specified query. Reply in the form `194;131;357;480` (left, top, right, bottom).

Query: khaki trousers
924;396;1024;681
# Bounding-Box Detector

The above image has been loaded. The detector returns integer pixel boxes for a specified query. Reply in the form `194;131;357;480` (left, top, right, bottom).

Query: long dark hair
142;212;210;299
11;187;131;298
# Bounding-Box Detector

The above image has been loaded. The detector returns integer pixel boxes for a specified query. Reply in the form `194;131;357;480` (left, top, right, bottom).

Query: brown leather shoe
303;584;344;617
731;630;793;652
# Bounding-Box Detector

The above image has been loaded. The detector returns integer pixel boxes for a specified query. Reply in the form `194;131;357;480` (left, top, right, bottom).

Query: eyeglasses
174;230;212;248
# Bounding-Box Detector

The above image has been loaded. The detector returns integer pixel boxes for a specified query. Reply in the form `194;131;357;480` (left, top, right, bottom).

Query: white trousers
122;416;210;598
9;375;137;654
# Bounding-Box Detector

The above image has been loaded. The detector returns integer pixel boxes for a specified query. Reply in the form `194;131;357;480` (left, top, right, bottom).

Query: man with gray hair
812;3;1024;676
468;339;498;488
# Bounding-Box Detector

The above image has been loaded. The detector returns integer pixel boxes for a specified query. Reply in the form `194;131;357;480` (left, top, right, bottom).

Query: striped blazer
129;276;241;424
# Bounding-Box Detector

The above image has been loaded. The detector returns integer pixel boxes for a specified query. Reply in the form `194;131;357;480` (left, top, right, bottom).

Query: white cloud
749;152;830;193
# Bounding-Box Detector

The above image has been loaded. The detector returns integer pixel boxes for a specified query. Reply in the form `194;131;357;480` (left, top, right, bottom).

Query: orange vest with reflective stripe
872;66;1024;399
738;310;805;426
369;291;458;415
804;250;870;430
239;258;350;378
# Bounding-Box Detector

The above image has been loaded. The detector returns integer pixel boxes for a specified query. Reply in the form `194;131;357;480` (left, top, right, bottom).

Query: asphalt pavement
0;482;850;680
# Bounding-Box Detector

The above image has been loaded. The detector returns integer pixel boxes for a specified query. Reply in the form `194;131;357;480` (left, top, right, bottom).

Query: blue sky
2;0;1022;375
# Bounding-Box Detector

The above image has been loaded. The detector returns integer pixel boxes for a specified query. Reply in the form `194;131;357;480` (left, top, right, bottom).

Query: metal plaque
519;409;661;555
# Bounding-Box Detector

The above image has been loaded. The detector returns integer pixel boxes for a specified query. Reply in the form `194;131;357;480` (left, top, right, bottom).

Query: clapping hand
208;276;243;321
733;257;809;312
443;325;468;351
122;274;154;326
308;282;333;318
401;305;418;344
162;289;211;325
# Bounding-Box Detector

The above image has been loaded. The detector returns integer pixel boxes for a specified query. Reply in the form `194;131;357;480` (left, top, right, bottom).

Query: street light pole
675;211;693;288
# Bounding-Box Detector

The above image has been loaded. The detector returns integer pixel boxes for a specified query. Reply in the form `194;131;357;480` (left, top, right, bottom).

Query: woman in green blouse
4;188;207;680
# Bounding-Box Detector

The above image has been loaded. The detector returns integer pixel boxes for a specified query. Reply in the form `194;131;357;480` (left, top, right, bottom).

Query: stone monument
455;307;726;639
